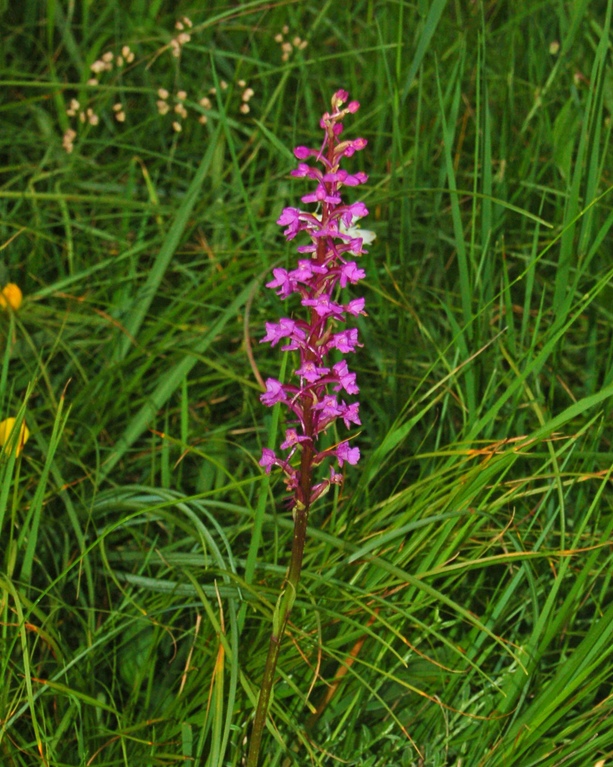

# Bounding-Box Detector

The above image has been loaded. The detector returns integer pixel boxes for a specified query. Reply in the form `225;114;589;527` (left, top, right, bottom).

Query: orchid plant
247;90;371;765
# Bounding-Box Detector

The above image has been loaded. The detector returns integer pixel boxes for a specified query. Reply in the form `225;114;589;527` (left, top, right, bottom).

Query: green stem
246;429;314;766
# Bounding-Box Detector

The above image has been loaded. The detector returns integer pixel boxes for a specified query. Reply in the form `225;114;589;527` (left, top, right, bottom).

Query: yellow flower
0;283;23;311
0;417;30;456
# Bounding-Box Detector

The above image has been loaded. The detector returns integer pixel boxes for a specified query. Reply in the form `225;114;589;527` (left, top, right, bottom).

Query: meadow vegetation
1;1;613;765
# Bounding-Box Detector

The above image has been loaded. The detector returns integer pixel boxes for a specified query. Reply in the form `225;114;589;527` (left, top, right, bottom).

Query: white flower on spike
313;212;376;245
340;218;376;244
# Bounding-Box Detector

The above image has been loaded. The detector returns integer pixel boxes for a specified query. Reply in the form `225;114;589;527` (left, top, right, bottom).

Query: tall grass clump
0;1;612;766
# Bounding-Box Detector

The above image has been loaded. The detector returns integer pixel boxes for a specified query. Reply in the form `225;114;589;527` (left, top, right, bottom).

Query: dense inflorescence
259;90;371;509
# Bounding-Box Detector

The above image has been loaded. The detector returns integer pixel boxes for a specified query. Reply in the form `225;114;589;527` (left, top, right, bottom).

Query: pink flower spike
260;90;368;503
336;441;360;467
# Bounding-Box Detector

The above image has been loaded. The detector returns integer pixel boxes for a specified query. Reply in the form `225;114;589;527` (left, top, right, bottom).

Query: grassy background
1;1;613;765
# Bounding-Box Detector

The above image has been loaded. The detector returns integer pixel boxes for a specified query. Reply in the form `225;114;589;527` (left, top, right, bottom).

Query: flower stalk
246;90;370;765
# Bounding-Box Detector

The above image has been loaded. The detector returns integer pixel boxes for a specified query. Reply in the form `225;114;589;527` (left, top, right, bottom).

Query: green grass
1;1;613;765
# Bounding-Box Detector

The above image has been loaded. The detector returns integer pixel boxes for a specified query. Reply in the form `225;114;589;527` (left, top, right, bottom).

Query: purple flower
296;361;330;383
266;268;295;298
341;202;369;227
280;428;311;450
338;138;367;157
336;441;360;467
259;90;370;507
313;395;344;421
294;146;317;160
261;318;306;347
292;163;322;181
340;402;361;429
261;378;288;406
339;262;366;287
301;294;344;319
345;297;367;316
311;220;341;239
277;207;307;239
333;361;359;394
290;260;327;284
259;448;277;473
328;328;362;354
341;171;369;186
276;207;301;226
301;184;342;205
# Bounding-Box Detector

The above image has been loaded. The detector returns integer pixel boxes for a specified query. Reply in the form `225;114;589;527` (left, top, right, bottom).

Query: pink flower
339;262;366;287
336;441;360;467
280;428;311;450
301;294;344;319
301;184;342;205
296;361;330;383
261;378;288;406
340;402;361;429
333;361;359;394
328;328;361;353
290;260;327;284
313;395;343;418
266;268;295;298
261;318;306;347
345;297;366;316
259;448;277;472
341;202;369;227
